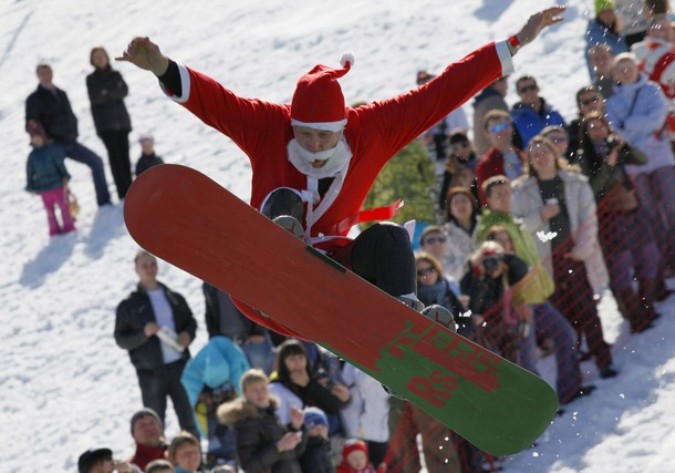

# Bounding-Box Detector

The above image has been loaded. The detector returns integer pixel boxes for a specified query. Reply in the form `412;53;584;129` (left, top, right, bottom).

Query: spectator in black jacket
26;63;111;206
217;369;307;473
87;46;133;199
115;250;198;435
202;282;275;372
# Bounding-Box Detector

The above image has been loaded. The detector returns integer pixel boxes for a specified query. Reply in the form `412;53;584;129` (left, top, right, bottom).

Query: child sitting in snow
337;439;385;473
25;121;76;237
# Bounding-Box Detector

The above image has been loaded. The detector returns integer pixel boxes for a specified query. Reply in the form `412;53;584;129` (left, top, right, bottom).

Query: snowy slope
1;0;674;471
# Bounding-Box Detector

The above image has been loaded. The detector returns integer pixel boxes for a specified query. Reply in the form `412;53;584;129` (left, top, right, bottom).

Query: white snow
1;0;673;471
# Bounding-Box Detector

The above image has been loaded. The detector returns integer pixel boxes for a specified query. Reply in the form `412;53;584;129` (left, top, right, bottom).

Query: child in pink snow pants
25;121;76;237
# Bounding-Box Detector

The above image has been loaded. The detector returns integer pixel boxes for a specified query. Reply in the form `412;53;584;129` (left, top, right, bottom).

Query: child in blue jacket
25;121;76;236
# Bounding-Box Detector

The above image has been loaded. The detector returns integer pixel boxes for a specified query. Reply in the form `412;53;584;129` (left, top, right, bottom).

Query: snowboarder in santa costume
118;6;565;338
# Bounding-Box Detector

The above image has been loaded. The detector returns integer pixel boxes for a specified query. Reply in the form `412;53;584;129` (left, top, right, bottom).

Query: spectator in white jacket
606;52;675;299
340;363;390;469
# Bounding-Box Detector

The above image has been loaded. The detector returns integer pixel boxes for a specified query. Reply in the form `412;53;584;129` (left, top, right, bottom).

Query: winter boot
617;287;653;333
273;215;305;241
639;278;661;321
422;305;458;332
655;277;675;301
397;296;457;332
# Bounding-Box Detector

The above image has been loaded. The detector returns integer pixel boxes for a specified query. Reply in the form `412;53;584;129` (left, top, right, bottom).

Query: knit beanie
303;407;328;430
290;54;354;131
342;438;369;462
595;0;615;14
130;407;163;434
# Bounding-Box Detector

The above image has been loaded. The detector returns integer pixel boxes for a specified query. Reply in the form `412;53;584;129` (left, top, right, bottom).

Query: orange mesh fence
380;182;668;472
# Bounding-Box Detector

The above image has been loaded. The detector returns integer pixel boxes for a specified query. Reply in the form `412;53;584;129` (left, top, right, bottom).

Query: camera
607;136;621;150
482;254;502;276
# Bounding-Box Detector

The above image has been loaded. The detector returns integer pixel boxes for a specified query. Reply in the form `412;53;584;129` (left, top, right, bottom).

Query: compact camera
482;254;502;276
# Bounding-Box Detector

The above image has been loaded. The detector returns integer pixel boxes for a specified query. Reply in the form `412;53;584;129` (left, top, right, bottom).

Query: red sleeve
177;66;292;163
351;42;504;168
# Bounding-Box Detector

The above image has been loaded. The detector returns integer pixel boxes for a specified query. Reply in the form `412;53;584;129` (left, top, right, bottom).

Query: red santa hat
290;53;354;132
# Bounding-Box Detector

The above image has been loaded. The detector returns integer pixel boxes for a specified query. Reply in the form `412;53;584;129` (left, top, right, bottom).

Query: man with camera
470;176;594;406
460;240;532;365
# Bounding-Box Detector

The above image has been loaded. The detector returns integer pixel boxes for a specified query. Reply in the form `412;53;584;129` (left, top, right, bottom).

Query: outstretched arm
511;6;566;54
116;36;169;76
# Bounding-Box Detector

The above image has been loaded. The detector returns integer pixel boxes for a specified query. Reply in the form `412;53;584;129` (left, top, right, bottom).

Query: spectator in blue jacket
181;336;250;469
511;75;566;148
25;121;76;237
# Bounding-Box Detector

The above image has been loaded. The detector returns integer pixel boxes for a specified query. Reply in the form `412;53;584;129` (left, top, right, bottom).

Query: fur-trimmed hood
217;396;280;425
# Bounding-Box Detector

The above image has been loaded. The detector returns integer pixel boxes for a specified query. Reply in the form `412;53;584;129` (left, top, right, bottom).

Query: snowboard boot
397;296;457;332
273;215;305;241
422;305;458;332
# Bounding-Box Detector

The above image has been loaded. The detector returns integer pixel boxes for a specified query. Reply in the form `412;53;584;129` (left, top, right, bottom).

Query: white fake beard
287;137;353;179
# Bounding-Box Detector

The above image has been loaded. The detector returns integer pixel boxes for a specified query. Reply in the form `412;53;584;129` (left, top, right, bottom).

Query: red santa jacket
167;43;508;238
633;37;675;99
632;37;675;136
165;43;510;336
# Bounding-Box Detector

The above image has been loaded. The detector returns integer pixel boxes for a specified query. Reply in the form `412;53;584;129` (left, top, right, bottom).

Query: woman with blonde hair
511;135;616;378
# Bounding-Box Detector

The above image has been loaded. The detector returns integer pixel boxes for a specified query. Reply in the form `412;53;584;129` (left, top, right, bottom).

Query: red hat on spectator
342;438;369;462
290;54;354;132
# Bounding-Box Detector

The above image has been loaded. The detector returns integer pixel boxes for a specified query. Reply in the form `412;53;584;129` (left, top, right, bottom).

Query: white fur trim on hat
340;53;355;69
290;118;348;132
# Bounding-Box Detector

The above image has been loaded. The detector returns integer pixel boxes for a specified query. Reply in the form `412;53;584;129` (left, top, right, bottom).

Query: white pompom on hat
290;53;354;132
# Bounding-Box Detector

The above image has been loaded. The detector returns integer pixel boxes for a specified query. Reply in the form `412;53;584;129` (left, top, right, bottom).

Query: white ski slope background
1;0;674;471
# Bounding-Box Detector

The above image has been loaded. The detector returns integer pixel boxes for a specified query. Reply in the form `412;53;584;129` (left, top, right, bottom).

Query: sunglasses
423;236;447;245
451;142;470;150
489;122;510;134
518;84;538;94
417;267;437;277
580;97;600;106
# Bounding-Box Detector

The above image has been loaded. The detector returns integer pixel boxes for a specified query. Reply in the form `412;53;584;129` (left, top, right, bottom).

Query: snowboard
124;164;558;455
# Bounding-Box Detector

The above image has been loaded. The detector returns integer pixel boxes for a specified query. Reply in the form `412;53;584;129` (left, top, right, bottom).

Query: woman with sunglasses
577;112;660;333
415;252;471;335
541;125;572;163
566;85;606;161
417;225;461;297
